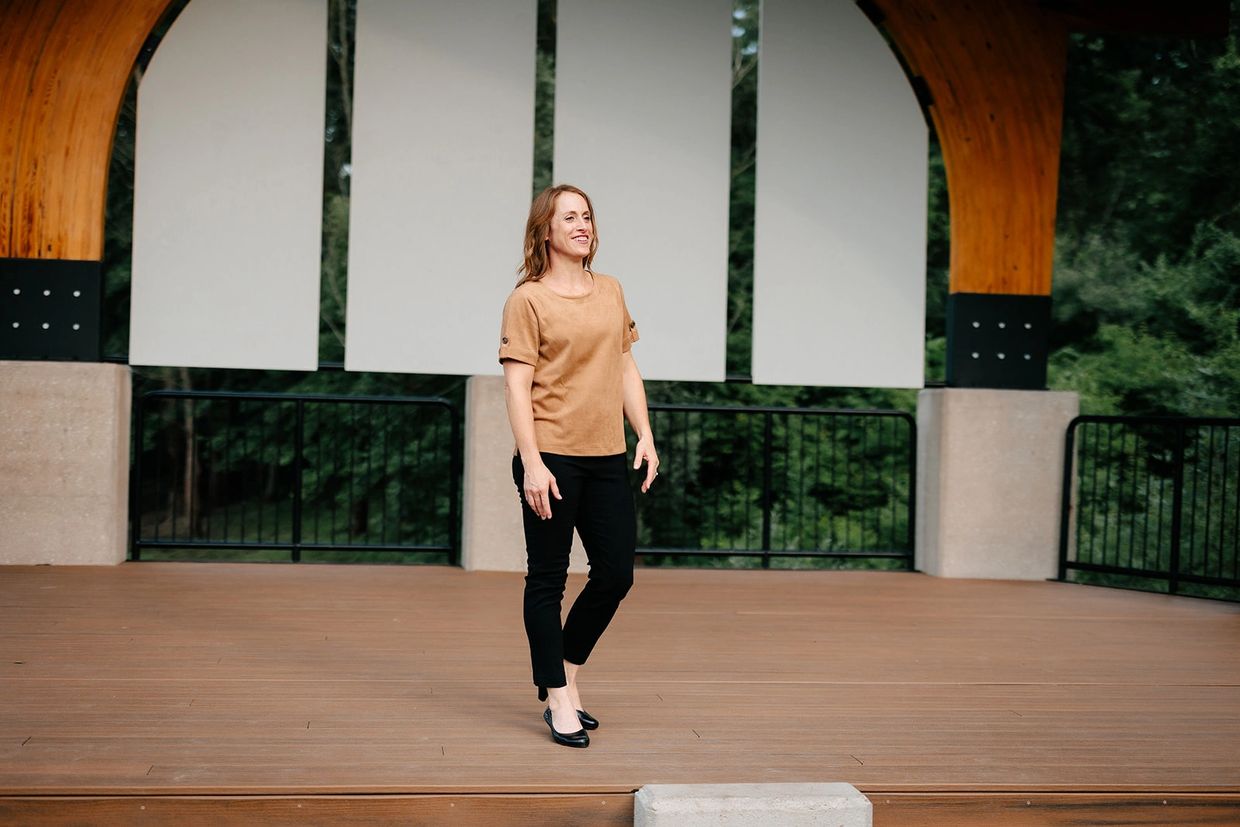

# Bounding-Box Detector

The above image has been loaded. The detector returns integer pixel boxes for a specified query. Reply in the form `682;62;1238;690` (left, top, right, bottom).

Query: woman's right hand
523;460;562;520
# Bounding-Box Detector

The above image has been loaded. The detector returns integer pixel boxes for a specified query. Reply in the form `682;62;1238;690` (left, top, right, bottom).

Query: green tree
1052;12;1240;416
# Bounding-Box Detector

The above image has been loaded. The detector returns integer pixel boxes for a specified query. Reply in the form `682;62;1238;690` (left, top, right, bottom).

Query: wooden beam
0;0;173;260
872;0;1068;296
0;795;635;826
1041;0;1230;38
872;793;1240;826
0;0;61;259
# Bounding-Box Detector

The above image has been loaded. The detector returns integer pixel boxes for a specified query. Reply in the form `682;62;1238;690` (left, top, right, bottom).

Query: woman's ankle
545;684;571;702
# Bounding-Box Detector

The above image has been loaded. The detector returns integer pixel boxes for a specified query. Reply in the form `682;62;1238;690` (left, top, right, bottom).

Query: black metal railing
1059;415;1240;600
130;389;460;563
632;405;916;568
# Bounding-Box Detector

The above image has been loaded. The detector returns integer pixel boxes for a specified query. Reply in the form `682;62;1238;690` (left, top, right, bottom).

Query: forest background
102;0;1240;418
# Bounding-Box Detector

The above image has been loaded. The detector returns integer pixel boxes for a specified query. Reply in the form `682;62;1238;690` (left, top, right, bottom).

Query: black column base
0;258;102;361
946;292;1051;390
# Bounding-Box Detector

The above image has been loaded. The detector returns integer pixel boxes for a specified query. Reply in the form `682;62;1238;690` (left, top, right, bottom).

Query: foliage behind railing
633;405;916;569
1060;415;1240;601
131;389;460;564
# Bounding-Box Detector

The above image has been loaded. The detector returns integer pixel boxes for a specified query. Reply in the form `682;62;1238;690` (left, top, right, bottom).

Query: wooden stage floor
2;562;1239;825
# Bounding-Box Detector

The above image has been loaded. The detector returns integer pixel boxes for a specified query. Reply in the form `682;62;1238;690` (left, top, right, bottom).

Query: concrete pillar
916;388;1078;579
0;361;131;565
460;374;588;572
635;783;871;827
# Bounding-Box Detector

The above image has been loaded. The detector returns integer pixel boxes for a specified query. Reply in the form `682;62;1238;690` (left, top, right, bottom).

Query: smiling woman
514;185;600;290
498;183;658;748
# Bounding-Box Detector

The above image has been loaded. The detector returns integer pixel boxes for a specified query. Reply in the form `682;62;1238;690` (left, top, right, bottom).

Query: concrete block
460;374;587;572
916;387;1078;579
0;361;131;565
634;783;871;827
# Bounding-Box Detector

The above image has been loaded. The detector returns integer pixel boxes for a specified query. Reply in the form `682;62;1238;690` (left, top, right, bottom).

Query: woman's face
544;191;592;261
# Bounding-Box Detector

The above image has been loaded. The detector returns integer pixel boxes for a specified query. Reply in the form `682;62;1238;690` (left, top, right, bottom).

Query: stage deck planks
1;563;1239;824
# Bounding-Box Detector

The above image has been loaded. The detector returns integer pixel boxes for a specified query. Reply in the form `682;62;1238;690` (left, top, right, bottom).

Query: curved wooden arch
0;0;174;260
4;0;1069;297
871;0;1068;297
2;0;1225;299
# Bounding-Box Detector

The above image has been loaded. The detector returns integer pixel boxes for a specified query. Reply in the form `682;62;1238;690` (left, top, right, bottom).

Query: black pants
512;452;636;689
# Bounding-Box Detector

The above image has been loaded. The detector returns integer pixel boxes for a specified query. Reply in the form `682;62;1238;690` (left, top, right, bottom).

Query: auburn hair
515;184;598;287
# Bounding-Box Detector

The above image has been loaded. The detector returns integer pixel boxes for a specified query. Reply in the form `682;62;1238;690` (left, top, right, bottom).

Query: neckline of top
533;272;597;300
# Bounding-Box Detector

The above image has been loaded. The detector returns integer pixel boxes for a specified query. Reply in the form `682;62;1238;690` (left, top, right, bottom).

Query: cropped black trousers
512;452;636;690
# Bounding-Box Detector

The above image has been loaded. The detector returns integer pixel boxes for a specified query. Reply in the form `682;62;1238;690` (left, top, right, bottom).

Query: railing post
905;414;916;571
292;398;304;563
1057;418;1079;582
130;386;146;561
448;404;462;567
1168;421;1186;595
761;411;773;568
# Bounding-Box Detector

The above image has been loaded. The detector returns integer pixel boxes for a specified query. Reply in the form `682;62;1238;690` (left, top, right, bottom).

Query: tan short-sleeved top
498;271;639;456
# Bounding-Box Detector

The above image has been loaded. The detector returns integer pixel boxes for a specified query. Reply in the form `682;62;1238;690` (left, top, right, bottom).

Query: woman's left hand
634;436;659;493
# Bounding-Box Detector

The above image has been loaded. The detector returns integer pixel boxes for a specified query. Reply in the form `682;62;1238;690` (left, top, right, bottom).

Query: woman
498;183;659;748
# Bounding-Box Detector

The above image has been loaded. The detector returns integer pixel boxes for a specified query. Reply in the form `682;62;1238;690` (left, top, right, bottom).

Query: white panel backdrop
555;0;733;382
344;0;537;375
129;0;326;371
752;0;927;388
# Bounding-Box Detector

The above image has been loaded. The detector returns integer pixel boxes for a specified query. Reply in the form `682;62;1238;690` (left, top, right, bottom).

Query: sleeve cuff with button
498;290;540;366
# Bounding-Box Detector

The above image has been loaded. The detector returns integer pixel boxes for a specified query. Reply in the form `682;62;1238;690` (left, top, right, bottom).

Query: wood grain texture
0;563;1237;814
872;793;1240;826
0;0;62;257
0;794;633;827
0;0;173;260
873;0;1068;296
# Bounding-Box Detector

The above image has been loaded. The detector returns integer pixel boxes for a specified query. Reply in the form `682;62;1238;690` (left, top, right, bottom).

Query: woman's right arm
502;360;560;519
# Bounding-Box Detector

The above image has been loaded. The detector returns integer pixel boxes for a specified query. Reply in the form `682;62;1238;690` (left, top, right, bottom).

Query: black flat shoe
543;708;589;748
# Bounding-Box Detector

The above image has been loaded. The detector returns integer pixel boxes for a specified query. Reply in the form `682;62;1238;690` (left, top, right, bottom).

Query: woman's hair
516;184;598;286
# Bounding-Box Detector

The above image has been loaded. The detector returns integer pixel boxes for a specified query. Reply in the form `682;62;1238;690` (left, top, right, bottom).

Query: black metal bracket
0;257;102;361
946;292;1051;389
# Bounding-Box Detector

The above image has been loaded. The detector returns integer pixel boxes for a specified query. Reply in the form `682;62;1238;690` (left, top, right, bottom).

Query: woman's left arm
622;351;659;493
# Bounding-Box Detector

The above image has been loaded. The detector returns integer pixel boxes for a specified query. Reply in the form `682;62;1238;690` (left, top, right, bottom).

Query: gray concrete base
916;387;1078;579
460;374;588;572
0;361;131;565
634;783;871;826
